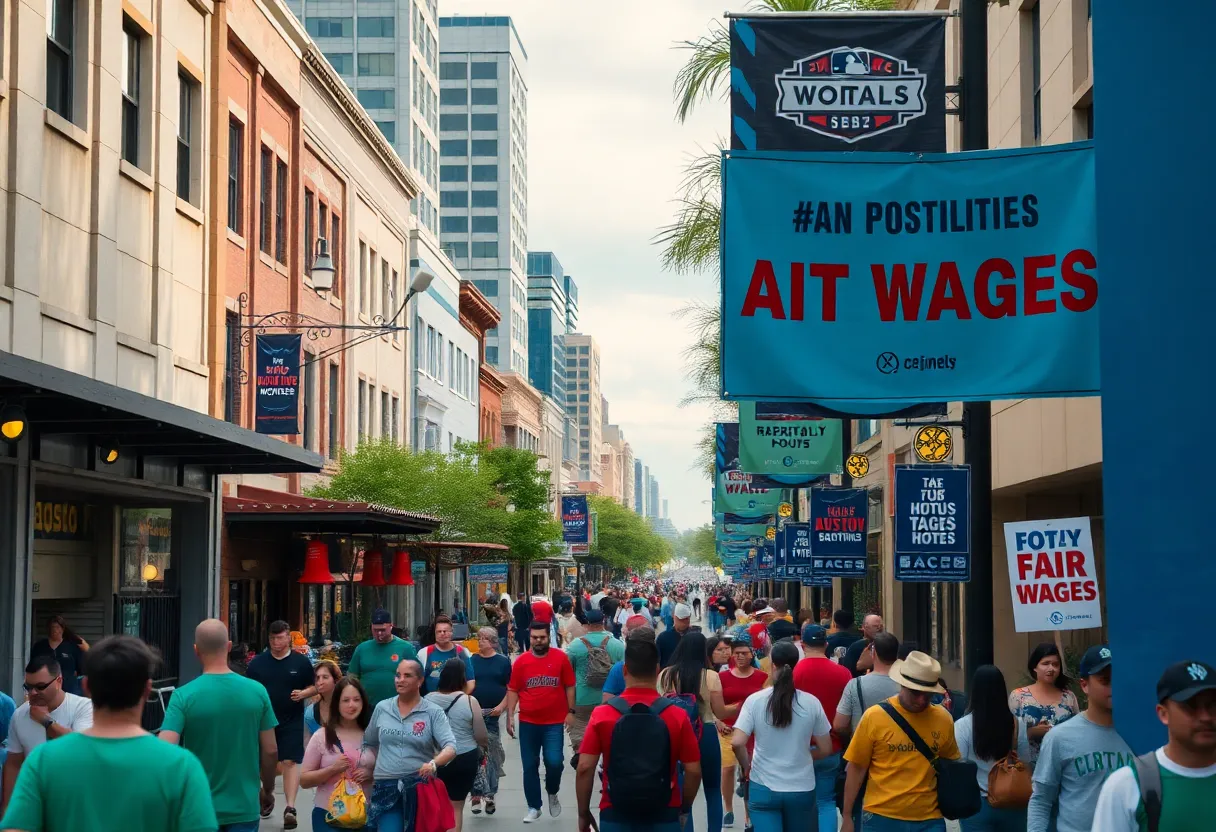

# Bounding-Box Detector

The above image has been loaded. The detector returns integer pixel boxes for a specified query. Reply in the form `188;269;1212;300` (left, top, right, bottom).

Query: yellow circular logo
765;526;777;540
846;453;870;479
778;502;793;518
914;425;953;463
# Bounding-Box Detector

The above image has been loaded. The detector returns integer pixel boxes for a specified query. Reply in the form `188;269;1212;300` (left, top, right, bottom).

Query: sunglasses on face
23;676;60;693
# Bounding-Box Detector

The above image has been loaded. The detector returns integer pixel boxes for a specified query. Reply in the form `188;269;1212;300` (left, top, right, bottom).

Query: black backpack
605;697;675;818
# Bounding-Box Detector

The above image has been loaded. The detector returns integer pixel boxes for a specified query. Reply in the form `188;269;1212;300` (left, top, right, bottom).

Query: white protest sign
1003;517;1102;633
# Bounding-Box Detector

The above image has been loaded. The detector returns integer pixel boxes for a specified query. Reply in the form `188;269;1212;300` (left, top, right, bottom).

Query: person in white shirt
0;655;93;814
731;640;833;831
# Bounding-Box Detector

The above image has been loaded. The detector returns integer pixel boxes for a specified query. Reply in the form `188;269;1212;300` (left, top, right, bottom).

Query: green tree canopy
674;524;720;569
588;495;672;572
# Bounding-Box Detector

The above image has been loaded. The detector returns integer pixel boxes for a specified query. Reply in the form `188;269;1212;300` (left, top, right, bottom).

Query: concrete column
1094;6;1216;752
173;492;217;682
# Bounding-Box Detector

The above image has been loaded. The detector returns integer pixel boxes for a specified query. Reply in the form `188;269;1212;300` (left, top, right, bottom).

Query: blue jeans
960;802;1028;832
861;814;947;832
311;806;374;830
748;782;818;832
682;726;722;832
814;753;841;832
518;722;564;810
601;822;680;832
219;824;260;832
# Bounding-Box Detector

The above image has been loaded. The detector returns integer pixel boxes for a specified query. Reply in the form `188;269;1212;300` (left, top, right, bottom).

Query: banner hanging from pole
720;144;1098;404
714;471;784;515
894;465;971;582
729;14;947;152
717;422;827;489
561;496;589;544
738;402;843;475
254;334;302;435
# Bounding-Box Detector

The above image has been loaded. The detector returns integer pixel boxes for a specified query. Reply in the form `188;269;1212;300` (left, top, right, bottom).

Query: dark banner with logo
894;465;971;582
809;488;869;578
255;334;302;435
730;15;946;152
562;495;590;544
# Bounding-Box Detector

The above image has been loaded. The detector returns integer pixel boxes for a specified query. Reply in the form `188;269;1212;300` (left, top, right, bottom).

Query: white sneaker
548;794;562;817
522;808;542;823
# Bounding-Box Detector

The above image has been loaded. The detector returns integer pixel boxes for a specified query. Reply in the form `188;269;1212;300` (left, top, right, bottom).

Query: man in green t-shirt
563;610;623;766
348;608;417;705
0;634;217;832
1094;659;1216;832
160;619;279;831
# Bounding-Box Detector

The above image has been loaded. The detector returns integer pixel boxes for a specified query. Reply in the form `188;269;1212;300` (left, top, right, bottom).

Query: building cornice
459;281;502;333
480;365;508;395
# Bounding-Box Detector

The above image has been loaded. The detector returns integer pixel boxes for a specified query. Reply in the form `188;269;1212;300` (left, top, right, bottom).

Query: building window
375;121;395;143
302;352;316;450
471;165;497;182
391;396;400;443
306;17;351;37
328;363;340;459
441;139;468;156
259;147;272;253
440;62;467;80
440;113;468;131
330;213;341;297
381;260;391;323
471;139;497;157
471;241;498;259
391;270;400;341
485;346;498;365
359;242;368;315
381;390;390;437
177;71;198;201
46;0;75;120
471;87;497;106
440;216;468;233
471;190;497;208
440;190;468;208
121;20;142;165
357;16;394;37
440;165;468;182
357;53;395;76
325;53;353;75
357;88;395;109
470;61;497;80
471;215;497;233
445;242;468;259
440;88;467;106
275;158;287;263
304;189;314;273
227;120;243;233
224;311;241;424
470;113;497;131
357;379;367;439
1030;3;1042;144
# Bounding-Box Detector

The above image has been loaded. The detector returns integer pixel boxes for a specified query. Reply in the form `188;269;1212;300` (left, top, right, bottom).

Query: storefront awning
404;540;511;568
0;350;323;474
224;486;441;535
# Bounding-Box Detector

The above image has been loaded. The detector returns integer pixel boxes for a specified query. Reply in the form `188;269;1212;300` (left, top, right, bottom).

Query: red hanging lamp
388;549;414;586
361;549;387;586
299;540;334;584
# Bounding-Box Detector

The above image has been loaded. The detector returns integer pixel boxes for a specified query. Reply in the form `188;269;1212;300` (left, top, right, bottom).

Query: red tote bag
414;776;455;832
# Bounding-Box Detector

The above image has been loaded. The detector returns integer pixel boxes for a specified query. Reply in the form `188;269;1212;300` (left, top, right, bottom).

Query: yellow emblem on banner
913;425;953;463
778;502;793;518
765;526;776;540
846;453;870;479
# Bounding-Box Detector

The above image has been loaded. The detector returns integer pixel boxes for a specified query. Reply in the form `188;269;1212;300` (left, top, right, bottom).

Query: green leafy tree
673;524;720;568
589;496;672;572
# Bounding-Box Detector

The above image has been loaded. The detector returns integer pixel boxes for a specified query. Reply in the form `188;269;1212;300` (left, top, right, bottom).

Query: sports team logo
775;46;927;143
412;720;426;737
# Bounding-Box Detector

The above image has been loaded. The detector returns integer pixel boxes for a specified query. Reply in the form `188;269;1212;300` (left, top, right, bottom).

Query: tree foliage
311;439;562;563
672;524;720;568
588;495;672;572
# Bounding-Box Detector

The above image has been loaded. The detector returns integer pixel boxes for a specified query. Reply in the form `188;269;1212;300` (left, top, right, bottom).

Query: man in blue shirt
417;617;475;694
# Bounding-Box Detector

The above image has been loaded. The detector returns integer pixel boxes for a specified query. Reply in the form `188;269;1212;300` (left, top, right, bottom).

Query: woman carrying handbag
954;665;1033;831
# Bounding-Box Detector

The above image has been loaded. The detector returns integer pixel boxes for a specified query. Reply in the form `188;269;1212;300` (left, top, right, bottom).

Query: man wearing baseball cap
346;608;416;705
1028;644;1133;832
564;609;624;768
1093;659;1216;831
793;624;854;832
657;603;693;668
841;650;961;832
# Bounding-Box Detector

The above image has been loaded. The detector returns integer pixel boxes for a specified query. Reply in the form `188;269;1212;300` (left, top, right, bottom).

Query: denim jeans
518;721;565;810
748;782;818;832
680;724;722;832
861;813;947;832
601;822;681;832
814;753;841;832
960;801;1028;832
219;823;261;832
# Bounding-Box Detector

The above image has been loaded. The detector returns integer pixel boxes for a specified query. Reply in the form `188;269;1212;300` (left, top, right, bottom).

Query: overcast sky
443;1;729;531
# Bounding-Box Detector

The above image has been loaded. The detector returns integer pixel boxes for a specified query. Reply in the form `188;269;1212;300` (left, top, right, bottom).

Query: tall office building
285;0;441;239
648;474;660;520
563;275;579;333
634;459;646;515
565;333;602;482
526;251;572;399
438;16;529;375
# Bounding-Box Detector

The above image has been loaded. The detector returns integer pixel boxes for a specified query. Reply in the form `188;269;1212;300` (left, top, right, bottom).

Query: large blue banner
717;423;827;489
757;542;775;578
721;144;1098;404
561;495;589;544
808;488;868;578
255;334;302;435
894;465;971;582
776;523;813;580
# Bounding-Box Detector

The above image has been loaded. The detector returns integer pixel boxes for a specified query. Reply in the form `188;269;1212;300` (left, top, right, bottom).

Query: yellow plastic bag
326;775;368;828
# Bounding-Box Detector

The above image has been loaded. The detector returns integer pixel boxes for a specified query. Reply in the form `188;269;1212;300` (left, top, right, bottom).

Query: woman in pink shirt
301;677;373;829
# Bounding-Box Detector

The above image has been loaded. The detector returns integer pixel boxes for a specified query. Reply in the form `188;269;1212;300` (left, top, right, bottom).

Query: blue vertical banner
561;495;589;544
809;488;869;578
777;522;814;580
757;542;776;578
894;465;971;582
255;334;302;435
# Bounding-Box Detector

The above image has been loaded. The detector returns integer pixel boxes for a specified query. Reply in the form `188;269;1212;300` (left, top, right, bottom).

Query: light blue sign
721;144;1098;404
468;563;508;583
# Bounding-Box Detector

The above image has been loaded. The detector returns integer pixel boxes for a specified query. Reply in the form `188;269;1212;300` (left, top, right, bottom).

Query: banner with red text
1003;517;1102;633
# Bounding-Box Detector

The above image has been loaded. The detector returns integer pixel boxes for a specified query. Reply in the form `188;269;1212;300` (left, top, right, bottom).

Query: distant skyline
441;1;727;530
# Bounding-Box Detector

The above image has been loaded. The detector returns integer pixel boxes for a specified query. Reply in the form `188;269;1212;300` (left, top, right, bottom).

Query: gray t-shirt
1027;712;1134;832
838;673;902;731
424;691;479;755
363;697;457;779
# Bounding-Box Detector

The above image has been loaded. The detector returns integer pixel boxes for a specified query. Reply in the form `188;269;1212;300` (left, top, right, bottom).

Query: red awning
224;485;441;535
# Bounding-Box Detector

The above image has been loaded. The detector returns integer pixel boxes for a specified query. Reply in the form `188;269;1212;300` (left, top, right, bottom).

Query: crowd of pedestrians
0;587;1213;832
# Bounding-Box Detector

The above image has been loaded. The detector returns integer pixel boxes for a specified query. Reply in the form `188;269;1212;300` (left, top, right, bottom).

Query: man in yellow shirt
841;651;960;832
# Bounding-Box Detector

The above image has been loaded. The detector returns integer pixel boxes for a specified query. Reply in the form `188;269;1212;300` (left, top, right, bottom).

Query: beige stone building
500;371;542;454
565;333;603;483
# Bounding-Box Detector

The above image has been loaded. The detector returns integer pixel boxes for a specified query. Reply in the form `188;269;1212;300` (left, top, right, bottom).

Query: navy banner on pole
894;465;971;582
255;334;302;435
757;542;775;578
561;495;589;544
809;488;868;578
777;522;814;580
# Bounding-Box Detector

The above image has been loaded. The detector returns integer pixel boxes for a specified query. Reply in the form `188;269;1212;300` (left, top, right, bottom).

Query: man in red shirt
792;623;854;832
507;620;576;823
576;638;701;832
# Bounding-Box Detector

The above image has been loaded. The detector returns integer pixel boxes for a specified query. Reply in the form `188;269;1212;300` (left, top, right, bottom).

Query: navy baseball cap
585;609;605;624
1157;660;1216;703
371;608;392;625
767;620;799;643
1079;644;1112;677
802;624;828;646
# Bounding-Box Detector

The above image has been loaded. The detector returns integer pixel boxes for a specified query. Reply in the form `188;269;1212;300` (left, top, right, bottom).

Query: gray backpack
580;636;613;688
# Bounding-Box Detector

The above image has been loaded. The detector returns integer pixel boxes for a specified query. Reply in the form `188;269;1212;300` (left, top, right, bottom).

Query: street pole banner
894;465;971;582
254;334;302;435
721;144;1098;404
729;15;946;152
561;495;589;544
715;471;784;515
777;522;814;579
1003;517;1102;632
738;402;843;475
809;489;869;571
717;422;828;489
757;542;776;578
468;563;509;583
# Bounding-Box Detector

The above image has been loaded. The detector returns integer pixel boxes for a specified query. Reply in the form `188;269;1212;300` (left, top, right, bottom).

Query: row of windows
417;319;474;400
412;3;437;74
411;57;439;137
440;138;498;157
412;123;437;193
356;378;402;444
439;61;498;81
440;164;498;183
356;240;402;337
305;16;395;39
440;113;497;132
300;181;344;298
438;241;498;260
439;215;499;234
440;87;498;107
322;52;395;77
411;193;437;238
358;88;394;110
440;189;497;208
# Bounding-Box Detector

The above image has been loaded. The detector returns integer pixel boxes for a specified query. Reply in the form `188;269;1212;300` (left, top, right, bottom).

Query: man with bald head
842;613;886;678
160;619;279;831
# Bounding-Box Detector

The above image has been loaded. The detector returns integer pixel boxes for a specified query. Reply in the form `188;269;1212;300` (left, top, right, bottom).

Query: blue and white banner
561;495;589;544
468;563;508;583
894;465;971;582
721;144;1098;404
757;542;776;577
777;523;814;580
807;489;868;578
255;334;302;435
